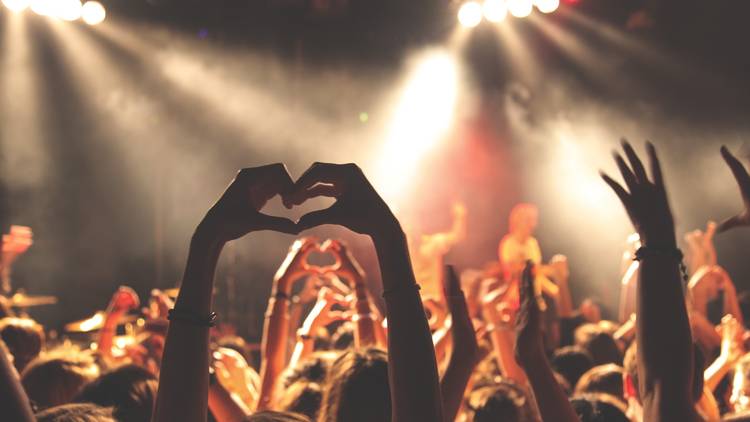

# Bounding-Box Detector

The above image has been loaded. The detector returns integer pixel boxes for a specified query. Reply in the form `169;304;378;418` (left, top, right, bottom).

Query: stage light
1;0;30;12
29;0;56;16
507;0;533;18
81;1;105;25
57;0;82;21
483;0;507;23
535;0;559;13
457;2;483;28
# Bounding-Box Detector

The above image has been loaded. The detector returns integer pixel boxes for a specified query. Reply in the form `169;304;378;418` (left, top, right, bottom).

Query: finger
301;184;341;203
255;214;299;235
614;153;638;191
520;261;539;323
600;172;631;208
297;205;340;232
717;214;745;233
646;141;665;191
288;162;344;206
246;163;296;202
622;139;648;183
721;145;750;198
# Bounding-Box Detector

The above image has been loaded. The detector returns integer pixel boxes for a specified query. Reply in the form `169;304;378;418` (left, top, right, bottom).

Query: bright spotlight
457;1;483;28
1;0;30;12
81;1;105;25
507;0;533;18
29;0;56;16
535;0;559;13
483;0;507;23
57;0;82;21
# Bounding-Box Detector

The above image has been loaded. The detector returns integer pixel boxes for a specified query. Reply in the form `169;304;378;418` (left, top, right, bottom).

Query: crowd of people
2;142;750;422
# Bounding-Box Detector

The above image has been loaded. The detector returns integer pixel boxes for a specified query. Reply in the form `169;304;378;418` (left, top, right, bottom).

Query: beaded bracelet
633;246;689;282
167;308;217;327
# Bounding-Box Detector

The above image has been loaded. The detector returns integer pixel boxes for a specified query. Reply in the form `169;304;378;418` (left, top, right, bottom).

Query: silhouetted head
575;364;625;401
278;381;323;421
570;394;630;422
22;352;99;410
466;380;536;422
35;403;115;422
574;324;621;366
551;346;594;389
246;411;311;422
0;317;45;373
318;347;390;422
75;364;157;422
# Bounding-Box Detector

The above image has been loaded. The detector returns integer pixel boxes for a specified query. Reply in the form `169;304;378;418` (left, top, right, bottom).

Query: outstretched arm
0;340;34;422
153;164;299;422
292;163;444;422
440;265;480;422
515;262;580;422
717;146;750;232
601;141;699;422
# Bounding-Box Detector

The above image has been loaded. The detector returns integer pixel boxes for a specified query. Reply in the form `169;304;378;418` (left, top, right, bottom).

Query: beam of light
57;0;82;21
373;49;459;205
458;2;483;28
507;0;533;18
483;0;507;23
1;0;30;12
534;0;559;14
494;22;539;85
0;12;50;188
29;0;56;16
81;1;105;25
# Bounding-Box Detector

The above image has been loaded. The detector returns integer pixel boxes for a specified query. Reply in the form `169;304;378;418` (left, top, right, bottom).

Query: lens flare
57;0;82;21
507;0;533;18
535;0;560;13
29;0;55;16
457;1;483;28
1;0;30;12
81;0;105;25
483;0;507;23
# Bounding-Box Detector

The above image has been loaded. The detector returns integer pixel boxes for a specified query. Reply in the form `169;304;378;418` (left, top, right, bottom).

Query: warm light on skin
535;0;559;13
507;0;533;18
457;1;483;28
483;0;507;23
81;0;105;25
1;0;30;12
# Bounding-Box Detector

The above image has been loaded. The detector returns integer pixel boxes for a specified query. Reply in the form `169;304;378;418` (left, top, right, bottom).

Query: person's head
574;324;621;366
74;364;157;422
35;403;115;422
22;351;100;410
318;347;390;422
465;380;536;422
0;316;45;373
570;394;630;422
508;203;538;238
575;364;625;401
283;351;336;388
551;346;594;389
579;299;602;323
245;411;311;422
278;381;322;421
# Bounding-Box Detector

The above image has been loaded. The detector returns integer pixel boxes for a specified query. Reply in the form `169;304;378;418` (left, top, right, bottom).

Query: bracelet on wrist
633;246;688;282
167;308;217;327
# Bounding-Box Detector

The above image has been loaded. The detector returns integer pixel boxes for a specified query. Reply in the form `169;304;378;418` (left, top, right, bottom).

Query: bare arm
97;287;140;363
601;141;699;422
440;265;480;422
0;340;34;422
293;163;444;422
153;164;299;422
515;262;581;422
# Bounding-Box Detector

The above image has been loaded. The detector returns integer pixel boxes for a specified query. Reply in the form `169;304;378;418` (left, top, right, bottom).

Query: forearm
0;340;34;422
353;284;377;347
153;231;225;422
258;295;291;410
521;352;580;422
638;256;697;419
209;382;251;422
489;328;528;384
373;228;444;422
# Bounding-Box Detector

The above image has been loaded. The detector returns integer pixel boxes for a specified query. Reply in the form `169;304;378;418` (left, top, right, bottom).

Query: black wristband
633;246;688;282
168;309;217;327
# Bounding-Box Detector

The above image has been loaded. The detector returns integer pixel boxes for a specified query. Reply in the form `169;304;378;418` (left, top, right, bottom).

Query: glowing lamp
81;1;105;25
507;0;533;18
483;0;507;23
457;1;483;28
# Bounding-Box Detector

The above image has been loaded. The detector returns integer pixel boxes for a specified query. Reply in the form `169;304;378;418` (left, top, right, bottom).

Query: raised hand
198;164;299;241
515;262;542;364
284;163;398;236
600;140;675;249
273;237;319;293
107;286;140;315
718;146;750;233
319;239;365;285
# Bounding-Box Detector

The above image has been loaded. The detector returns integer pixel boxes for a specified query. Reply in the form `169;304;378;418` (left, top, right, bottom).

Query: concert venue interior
1;0;750;421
